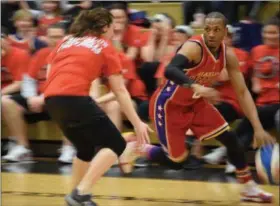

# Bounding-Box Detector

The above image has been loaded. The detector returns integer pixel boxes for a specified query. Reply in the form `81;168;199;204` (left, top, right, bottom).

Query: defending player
43;8;151;206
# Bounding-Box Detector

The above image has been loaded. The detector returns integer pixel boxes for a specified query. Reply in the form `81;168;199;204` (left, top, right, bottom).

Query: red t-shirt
28;47;52;93
7;35;30;52
122;24;151;48
251;45;279;106
44;35;122;97
37;15;63;36
1;47;30;88
215;48;250;115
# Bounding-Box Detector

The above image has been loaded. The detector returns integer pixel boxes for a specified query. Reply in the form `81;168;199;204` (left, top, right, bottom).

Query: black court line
2;191;245;206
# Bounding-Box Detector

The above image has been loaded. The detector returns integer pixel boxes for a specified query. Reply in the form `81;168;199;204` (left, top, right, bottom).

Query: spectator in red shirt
2;24;65;163
1;28;30;95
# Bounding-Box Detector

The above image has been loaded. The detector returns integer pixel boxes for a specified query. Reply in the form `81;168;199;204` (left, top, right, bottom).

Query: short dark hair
69;8;113;37
265;16;280;27
108;3;128;15
206;12;228;26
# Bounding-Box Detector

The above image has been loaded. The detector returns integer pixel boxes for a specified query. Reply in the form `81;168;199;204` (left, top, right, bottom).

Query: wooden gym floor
1;160;279;206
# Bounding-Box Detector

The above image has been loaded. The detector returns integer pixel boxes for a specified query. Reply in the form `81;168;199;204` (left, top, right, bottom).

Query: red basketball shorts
149;91;230;162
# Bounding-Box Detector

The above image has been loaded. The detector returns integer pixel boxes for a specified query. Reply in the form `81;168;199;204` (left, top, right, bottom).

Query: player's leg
45;96;126;206
275;109;280;134
119;96;190;172
191;101;273;203
1;94;32;161
203;102;241;173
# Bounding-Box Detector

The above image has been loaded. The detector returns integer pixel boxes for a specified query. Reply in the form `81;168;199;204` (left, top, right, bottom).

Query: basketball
255;143;279;185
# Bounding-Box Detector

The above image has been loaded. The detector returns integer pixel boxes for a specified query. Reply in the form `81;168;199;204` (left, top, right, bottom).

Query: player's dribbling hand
192;84;221;104
134;122;153;147
253;129;276;149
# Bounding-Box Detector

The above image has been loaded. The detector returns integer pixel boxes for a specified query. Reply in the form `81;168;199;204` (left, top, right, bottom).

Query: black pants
235;103;280;149
45;96;126;162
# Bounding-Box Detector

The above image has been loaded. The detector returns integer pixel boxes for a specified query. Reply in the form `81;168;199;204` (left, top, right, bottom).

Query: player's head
108;3;129;32
262;17;279;47
1;27;10;57
69;8;113;38
204;12;227;50
47;23;65;47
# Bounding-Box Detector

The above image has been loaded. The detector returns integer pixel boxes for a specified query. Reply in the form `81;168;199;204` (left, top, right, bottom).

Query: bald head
206;12;227;27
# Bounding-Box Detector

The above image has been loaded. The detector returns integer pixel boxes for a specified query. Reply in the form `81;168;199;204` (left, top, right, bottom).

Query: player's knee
109;136;126;157
76;149;95;162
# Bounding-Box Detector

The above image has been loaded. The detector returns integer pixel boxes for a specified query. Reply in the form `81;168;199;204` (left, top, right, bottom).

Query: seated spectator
109;3;153;121
1;24;66;162
7;9;47;54
1;27;30;96
155;25;194;86
235;16;280;148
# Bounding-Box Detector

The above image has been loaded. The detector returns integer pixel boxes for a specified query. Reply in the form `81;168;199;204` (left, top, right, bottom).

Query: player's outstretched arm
226;48;275;147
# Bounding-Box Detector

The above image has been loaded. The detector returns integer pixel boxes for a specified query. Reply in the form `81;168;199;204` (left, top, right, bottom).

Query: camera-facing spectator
7;9;47;54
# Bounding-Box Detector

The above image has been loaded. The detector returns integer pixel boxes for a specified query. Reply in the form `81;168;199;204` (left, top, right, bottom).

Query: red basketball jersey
157;35;226;106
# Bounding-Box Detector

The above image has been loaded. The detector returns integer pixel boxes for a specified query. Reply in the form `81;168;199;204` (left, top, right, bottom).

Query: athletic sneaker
118;142;139;174
65;189;97;206
241;181;273;203
58;145;76;164
2;145;32;162
203;146;227;165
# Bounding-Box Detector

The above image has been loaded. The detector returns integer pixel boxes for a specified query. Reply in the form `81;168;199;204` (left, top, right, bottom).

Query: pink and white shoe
118;142;139;174
241;181;273;203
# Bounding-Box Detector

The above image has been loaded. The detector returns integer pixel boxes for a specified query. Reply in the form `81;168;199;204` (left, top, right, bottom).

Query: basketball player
120;12;274;203
43;9;151;206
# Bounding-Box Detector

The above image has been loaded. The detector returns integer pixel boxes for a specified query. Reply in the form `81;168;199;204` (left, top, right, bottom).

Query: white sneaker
3;145;32;162
241;181;273;203
225;161;236;174
203;147;226;165
58;145;76;164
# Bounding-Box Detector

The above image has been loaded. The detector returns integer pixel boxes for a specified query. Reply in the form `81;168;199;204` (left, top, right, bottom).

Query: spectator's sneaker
203;147;226;165
2;145;32;162
225;161;236;174
241;181;273;203
65;189;97;206
118;142;139;174
58;145;76;164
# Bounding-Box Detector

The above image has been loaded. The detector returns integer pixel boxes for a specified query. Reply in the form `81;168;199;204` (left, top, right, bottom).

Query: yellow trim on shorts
200;125;230;141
